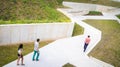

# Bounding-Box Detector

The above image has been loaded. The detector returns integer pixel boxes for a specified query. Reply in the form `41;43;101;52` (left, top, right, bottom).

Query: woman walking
17;44;25;65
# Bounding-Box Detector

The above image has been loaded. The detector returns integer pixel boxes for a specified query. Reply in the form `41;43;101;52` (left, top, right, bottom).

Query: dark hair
18;44;23;50
37;38;40;42
88;35;90;38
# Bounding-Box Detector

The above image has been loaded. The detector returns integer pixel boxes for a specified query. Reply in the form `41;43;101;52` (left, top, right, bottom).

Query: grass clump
85;11;103;16
72;23;84;36
83;19;120;67
0;40;53;67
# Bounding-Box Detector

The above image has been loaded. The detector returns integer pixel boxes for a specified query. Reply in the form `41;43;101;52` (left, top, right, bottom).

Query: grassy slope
64;0;120;8
83;19;120;67
0;40;53;67
72;23;84;36
0;0;70;24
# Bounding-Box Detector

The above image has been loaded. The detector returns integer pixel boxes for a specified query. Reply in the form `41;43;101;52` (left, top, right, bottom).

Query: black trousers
84;43;88;52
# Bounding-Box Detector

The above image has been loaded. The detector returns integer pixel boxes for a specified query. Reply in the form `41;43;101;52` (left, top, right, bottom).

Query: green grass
0;40;53;67
0;19;70;24
85;11;103;16
116;14;120;19
83;19;120;67
62;63;75;67
0;0;70;24
72;23;84;36
64;0;120;8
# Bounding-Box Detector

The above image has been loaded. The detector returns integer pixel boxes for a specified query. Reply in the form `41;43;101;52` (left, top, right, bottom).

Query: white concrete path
3;36;101;67
4;1;120;67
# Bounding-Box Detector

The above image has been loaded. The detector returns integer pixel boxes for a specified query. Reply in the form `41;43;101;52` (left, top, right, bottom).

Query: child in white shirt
17;44;25;65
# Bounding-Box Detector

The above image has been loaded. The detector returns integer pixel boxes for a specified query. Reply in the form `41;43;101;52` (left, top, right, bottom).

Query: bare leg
21;56;25;65
17;57;20;65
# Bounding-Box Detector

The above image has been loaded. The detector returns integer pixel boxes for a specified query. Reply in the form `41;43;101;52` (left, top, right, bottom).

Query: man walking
84;35;91;52
32;38;40;61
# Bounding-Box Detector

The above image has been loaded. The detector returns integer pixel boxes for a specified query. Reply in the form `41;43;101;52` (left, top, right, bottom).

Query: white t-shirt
34;41;39;51
18;49;22;54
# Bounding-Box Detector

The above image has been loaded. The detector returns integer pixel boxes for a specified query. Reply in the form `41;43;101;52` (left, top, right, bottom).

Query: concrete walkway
4;1;120;67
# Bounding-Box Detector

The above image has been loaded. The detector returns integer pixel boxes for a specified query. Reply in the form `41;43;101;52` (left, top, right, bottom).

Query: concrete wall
63;2;117;12
0;23;74;45
63;2;96;11
112;0;120;2
96;5;117;12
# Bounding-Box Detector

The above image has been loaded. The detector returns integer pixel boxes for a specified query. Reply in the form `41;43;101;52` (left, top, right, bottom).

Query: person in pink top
84;35;91;52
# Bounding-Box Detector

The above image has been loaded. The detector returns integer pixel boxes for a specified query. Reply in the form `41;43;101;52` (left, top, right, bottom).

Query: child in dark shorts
17;44;25;65
18;53;23;58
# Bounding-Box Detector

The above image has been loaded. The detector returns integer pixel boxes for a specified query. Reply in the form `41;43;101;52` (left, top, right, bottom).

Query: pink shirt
85;37;91;44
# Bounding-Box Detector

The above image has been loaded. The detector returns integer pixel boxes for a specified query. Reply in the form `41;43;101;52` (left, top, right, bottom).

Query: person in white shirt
17;44;25;65
32;38;40;61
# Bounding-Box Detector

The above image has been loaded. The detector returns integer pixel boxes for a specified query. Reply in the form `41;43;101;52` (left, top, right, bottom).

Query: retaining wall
0;23;74;45
112;0;120;2
63;2;118;12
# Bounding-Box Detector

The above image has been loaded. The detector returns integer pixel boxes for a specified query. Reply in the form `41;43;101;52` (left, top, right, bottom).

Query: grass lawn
72;23;84;36
62;63;75;67
0;19;70;24
0;40;53;67
83;19;120;67
116;14;120;19
64;0;120;8
85;11;103;16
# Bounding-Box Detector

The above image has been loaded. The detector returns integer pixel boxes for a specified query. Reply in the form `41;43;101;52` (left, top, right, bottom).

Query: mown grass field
83;19;120;67
64;0;120;8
